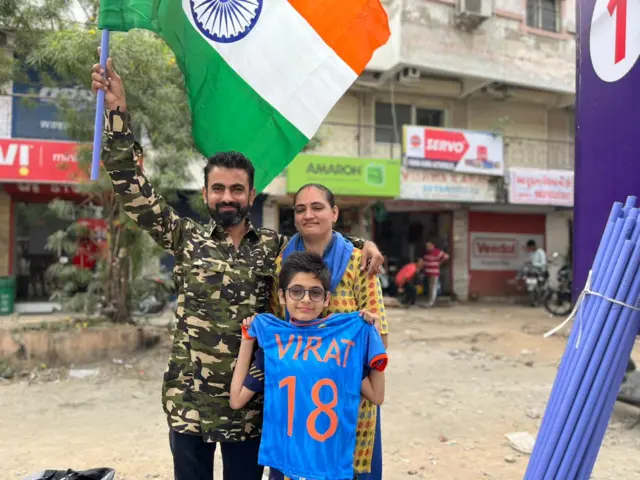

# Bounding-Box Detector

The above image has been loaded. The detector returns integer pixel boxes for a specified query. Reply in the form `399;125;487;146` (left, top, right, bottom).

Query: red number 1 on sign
608;0;627;63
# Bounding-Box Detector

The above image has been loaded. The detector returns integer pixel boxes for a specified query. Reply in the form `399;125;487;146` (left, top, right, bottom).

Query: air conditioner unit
396;67;420;84
456;0;493;32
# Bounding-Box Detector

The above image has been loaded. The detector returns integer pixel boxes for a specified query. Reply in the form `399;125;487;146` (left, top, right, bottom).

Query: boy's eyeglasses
286;286;327;303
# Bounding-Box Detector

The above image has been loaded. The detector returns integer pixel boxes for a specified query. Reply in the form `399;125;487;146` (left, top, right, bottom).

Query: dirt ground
2;304;640;480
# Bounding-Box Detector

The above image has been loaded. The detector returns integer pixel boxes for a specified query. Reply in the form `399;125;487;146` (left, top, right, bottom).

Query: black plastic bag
23;469;115;480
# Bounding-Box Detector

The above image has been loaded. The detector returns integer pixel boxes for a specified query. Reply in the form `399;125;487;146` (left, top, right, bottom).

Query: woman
271;183;388;479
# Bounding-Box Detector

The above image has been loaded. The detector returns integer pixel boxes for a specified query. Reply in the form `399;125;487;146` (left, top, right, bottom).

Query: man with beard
92;58;384;480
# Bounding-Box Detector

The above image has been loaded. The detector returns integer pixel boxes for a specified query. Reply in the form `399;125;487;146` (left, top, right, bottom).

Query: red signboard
0;138;80;183
423;129;470;162
403;125;504;176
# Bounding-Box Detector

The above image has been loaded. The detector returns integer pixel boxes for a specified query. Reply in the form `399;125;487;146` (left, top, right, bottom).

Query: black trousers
169;430;264;480
403;283;417;305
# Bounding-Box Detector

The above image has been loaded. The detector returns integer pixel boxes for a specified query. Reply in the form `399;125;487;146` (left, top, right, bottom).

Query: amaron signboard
403;125;504;176
0;139;80;183
509;168;574;207
286;154;401;197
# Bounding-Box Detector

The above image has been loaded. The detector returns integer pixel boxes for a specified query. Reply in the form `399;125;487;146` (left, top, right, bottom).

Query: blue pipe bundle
525;197;640;480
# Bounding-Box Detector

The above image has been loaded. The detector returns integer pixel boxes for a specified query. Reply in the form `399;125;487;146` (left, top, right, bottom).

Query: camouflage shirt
101;108;367;442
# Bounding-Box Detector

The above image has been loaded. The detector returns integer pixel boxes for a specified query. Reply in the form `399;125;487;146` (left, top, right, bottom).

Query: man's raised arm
93;58;183;255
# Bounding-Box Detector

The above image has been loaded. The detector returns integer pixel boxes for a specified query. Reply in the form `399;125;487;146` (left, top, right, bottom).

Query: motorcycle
544;253;574;317
523;267;548;307
132;266;177;315
54;256;176;315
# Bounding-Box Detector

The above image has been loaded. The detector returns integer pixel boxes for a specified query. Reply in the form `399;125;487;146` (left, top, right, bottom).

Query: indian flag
98;0;390;191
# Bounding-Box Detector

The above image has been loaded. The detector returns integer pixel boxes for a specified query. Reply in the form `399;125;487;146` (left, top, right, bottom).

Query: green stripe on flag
98;0;161;31
99;0;309;192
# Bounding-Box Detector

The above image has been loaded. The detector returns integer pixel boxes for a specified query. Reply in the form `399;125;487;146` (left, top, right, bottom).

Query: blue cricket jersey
244;312;387;480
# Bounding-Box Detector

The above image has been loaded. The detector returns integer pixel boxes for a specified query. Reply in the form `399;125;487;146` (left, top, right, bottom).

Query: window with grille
375;103;411;143
416;108;444;128
526;0;561;32
375;103;444;143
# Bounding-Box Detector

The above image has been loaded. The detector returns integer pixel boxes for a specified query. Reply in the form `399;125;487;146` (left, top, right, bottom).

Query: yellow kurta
272;248;389;474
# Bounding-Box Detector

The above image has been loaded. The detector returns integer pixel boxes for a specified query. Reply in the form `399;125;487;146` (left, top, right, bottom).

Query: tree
2;0;201;322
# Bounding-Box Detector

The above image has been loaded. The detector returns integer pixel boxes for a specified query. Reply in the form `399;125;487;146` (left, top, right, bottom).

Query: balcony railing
306;122;575;171
504;136;575;170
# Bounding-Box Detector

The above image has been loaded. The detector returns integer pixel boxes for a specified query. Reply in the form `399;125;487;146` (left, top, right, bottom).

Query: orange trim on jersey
370;353;388;372
241;325;255;340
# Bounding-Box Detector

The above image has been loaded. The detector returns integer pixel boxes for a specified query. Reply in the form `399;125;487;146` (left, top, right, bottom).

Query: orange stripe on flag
288;0;390;74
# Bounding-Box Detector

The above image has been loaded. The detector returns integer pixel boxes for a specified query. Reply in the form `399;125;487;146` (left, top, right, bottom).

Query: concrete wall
546;209;572;286
546;210;572;258
452;209;470;300
262;198;280;232
400;0;576;94
0;92;10;138
0;41;12;138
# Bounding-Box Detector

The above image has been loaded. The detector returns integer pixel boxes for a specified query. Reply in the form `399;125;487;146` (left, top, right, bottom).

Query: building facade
265;0;577;298
1;0;577;301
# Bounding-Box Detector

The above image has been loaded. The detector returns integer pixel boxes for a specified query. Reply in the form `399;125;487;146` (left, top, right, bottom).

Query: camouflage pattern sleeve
269;255;284;316
102;108;184;254
277;233;289;254
345;236;366;250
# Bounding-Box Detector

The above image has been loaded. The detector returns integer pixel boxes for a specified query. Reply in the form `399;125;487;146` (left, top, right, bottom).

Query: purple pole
549;239;639;478
526;206;632;479
538;236;634;479
575;306;640;478
525;203;622;479
566;222;640;477
91;29;110;181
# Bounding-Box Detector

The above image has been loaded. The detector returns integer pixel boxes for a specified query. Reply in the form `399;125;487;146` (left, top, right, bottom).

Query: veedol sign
403;126;504;176
469;232;545;271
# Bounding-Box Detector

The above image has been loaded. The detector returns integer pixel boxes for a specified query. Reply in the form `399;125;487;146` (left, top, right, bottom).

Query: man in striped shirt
422;240;450;307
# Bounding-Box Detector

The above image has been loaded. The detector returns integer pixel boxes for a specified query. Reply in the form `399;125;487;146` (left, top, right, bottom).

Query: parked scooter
133;267;176;315
55;256;176;315
544;252;574;317
523;267;549;307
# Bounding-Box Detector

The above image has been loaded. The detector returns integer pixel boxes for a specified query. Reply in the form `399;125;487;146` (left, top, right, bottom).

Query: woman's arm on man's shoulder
354;251;389;344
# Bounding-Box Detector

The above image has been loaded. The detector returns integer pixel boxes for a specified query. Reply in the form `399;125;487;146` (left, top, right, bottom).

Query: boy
230;252;387;480
395;257;424;307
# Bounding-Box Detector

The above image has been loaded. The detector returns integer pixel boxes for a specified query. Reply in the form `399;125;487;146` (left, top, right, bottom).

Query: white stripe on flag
183;0;357;139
